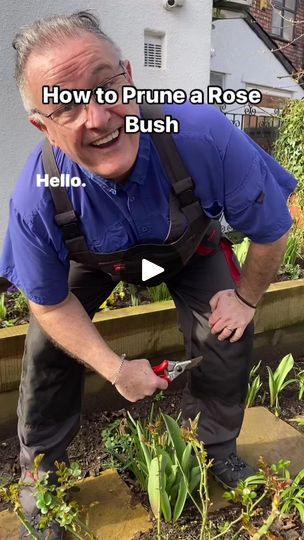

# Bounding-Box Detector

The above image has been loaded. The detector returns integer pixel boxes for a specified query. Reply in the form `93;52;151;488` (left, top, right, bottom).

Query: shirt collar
78;132;151;195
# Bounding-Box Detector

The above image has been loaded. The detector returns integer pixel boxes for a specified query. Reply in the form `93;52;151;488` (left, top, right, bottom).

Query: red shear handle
152;360;171;383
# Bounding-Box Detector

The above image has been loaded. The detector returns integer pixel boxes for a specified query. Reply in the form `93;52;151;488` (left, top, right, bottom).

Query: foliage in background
274;100;304;194
102;408;232;539
126;409;203;524
101;417;134;470
246;360;263;408
296;369;304;401
101;407;304;539
99;281;126;310
245;354;300;413
0;455;96;540
12;289;28;317
278;261;302;280
0;293;6;321
148;283;172;303
234;229;304;277
291;416;304;428
233;237;250;267
282;225;304;268
267;353;296;416
0;288;29;327
99;282;172;311
224;458;304;538
128;284;140;306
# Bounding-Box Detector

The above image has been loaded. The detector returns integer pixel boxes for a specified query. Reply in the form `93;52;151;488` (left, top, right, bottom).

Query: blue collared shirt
0;103;297;305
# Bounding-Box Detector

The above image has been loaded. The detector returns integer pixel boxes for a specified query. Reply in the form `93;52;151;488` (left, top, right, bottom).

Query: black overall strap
142;103;207;224
42;142;88;251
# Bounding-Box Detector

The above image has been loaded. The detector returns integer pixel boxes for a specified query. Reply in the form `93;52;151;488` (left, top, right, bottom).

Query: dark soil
275;262;304;283
0;289;29;328
0;284;165;328
0;354;304;539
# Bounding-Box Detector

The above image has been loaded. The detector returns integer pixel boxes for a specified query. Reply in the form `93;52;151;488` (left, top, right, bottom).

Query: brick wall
250;0;304;75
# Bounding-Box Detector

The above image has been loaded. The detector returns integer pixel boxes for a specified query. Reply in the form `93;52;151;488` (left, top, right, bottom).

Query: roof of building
244;12;304;86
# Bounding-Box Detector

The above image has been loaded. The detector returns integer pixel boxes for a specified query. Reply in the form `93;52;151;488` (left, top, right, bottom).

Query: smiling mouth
90;128;121;149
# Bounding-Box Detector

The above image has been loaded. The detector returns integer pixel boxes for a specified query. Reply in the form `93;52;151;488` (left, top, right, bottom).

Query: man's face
25;33;140;181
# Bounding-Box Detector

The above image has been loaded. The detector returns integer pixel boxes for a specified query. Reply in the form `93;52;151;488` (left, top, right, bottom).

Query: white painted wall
0;0;213;248
210;18;304;113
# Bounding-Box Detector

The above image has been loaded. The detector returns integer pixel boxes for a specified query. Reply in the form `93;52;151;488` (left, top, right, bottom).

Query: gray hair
12;10;122;113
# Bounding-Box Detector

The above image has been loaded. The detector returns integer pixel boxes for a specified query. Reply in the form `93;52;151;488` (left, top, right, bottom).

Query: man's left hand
208;289;255;342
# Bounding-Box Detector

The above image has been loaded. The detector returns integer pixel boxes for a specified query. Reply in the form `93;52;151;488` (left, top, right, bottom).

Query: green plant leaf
169;481;180;504
189;471;201;493
249;360;262;379
162;414;186;462
290;416;304;426
160;450;176;493
70;463;81;478
280;378;297;391
159;449;173;472
294;501;304;523
160;489;172;522
44;492;52;506
181;443;192;477
173;477;188;522
136;422;151;471
267;367;276;407
274;354;294;390
166;470;177;494
147;457;161;518
223;491;234;501
233;238;250;266
246;375;262;408
243;473;266;487
292;468;304;486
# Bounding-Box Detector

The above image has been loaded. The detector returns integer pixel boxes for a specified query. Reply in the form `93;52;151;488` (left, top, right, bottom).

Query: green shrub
274;100;304;193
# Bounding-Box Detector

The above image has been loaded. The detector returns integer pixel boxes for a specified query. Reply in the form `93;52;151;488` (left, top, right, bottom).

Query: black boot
210;452;256;490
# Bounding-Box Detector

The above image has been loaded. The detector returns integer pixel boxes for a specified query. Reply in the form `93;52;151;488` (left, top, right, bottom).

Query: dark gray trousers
18;244;253;509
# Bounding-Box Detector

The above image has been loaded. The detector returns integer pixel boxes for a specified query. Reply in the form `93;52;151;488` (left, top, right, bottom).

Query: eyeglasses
31;62;127;128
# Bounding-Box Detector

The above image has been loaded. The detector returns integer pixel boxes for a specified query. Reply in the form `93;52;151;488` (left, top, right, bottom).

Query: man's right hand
114;358;169;402
28;294;168;401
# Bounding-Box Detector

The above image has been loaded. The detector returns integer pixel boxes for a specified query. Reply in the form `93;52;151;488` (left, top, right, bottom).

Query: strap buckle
172;177;197;208
55;210;81;241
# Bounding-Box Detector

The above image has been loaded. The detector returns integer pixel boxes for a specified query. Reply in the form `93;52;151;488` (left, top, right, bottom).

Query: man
0;10;297;539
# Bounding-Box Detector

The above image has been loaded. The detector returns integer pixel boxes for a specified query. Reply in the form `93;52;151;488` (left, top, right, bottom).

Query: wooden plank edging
1;281;304;392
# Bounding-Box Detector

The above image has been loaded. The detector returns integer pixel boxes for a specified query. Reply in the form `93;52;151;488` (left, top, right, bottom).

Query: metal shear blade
167;355;203;381
153;355;203;382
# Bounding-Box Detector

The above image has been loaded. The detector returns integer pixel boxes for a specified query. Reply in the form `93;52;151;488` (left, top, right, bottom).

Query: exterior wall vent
144;33;163;68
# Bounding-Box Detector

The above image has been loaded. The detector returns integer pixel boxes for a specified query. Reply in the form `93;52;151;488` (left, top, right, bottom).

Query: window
209;72;226;109
210;71;225;88
271;0;296;41
144;32;164;68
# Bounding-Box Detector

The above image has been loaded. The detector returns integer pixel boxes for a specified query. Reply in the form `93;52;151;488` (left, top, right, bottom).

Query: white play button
142;259;164;282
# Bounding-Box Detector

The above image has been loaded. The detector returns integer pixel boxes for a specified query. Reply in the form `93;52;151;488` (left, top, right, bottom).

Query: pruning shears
152;356;203;383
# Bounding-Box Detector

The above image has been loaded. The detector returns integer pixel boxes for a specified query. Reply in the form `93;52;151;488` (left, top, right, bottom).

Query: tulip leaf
162;414;186;462
160;489;172;522
181;443;192;476
147;457;161;518
173;477;188;522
